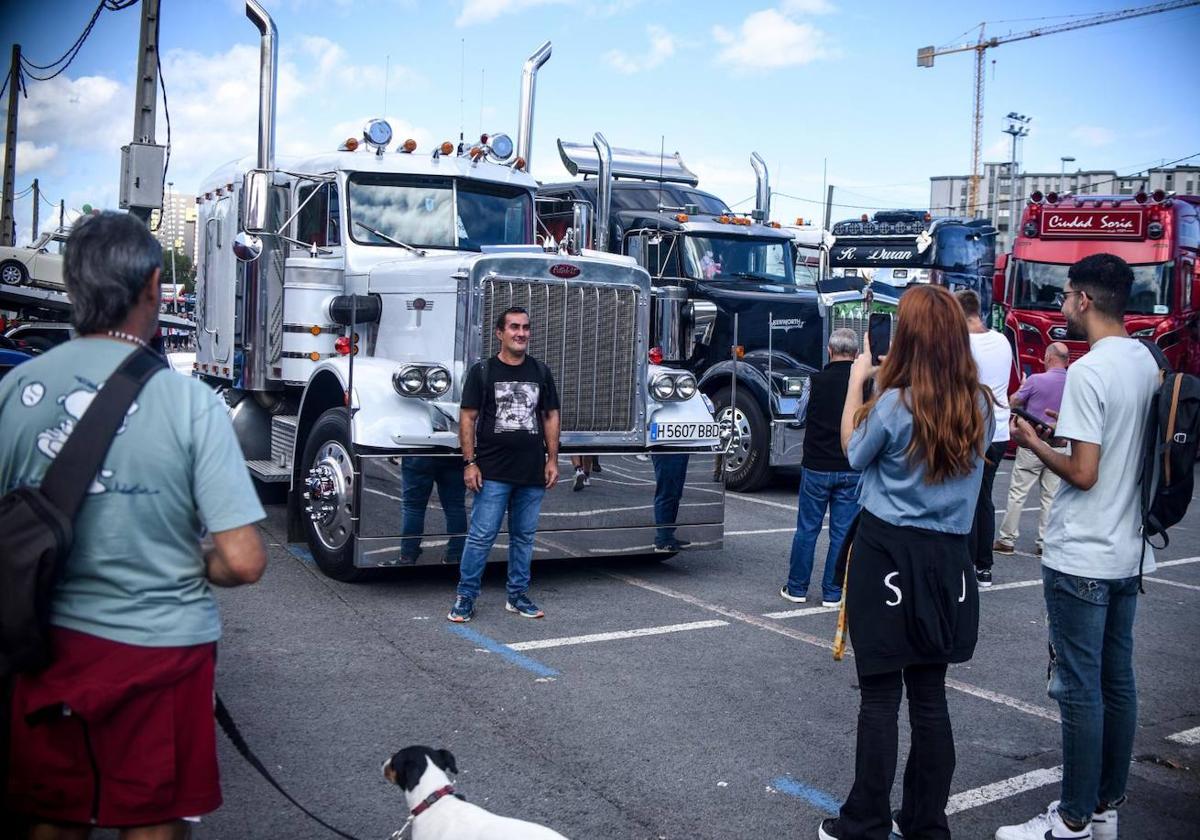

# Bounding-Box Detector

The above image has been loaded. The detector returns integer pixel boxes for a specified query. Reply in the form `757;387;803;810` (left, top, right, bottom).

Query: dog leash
215;695;366;840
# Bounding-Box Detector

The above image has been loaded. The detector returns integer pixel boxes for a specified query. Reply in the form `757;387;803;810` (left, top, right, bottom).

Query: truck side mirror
992;253;1009;306
570;202;592;256
242;169;272;234
626;233;648;269
233;232;263;262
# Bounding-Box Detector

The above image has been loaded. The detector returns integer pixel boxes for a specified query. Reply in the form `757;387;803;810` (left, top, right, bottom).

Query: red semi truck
996;190;1200;375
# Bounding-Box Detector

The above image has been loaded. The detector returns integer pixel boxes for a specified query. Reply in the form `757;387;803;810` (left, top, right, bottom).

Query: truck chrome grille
482;279;638;432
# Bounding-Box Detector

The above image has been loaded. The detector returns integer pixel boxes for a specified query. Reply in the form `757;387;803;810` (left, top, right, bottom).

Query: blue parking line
770;775;842;813
446;625;559;679
285;544;314;565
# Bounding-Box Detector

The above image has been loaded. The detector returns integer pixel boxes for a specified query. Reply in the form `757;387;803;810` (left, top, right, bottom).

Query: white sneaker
1091;807;1117;840
996;802;1091;840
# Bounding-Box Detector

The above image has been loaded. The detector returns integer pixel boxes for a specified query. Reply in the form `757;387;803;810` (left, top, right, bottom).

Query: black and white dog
382;746;569;840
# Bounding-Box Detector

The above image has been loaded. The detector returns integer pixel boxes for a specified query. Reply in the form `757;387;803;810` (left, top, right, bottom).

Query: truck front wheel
299;407;366;582
713;386;771;492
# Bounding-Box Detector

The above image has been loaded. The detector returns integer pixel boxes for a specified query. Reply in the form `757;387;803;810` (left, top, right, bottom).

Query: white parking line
763;604;840;619
610;572;1061;723
945;766;1062;815
727;492;800;512
1157;556;1200;568
1145;577;1200;592
728;527;815;536
1166;726;1200;746
507;620;729;651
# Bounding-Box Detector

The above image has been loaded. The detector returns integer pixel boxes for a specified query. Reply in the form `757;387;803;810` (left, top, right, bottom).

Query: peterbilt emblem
1049;326;1068;340
550;264;581;278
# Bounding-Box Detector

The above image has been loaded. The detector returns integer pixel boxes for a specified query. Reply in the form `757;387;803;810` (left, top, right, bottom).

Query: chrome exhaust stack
592;132;612;252
246;0;277;172
751;152;770;222
516;41;552;172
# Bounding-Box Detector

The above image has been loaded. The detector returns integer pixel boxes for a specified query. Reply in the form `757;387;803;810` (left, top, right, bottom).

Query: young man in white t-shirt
997;254;1159;840
956;289;1012;587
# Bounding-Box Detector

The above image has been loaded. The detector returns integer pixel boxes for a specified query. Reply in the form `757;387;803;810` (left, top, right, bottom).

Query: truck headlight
781;376;806;395
651;374;676;401
425;366;452;395
674;374;697;400
394;366;426;395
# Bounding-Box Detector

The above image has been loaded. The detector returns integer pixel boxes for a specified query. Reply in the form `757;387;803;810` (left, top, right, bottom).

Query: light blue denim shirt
847;388;993;534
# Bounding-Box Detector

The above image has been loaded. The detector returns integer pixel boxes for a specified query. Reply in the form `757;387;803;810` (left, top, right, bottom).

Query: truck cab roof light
439;141;455;156
1152;189;1166;203
1135;191;1148;204
674;213;689;223
340;137;359;152
400;139;417;153
1046;191;1059;204
716;215;730;224
512;156;526;171
1030;190;1044;203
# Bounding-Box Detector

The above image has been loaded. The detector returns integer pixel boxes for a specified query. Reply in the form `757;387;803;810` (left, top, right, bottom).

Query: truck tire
713;386;771;492
1;260;29;286
299;407;366;582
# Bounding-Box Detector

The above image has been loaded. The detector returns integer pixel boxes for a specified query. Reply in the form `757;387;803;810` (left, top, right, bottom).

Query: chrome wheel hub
716;405;752;473
303;440;354;551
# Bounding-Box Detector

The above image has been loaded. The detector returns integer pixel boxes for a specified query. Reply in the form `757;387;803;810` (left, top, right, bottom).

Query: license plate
650;422;721;442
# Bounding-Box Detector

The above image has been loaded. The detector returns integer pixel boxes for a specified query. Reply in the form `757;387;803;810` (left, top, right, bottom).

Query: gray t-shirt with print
0;338;265;647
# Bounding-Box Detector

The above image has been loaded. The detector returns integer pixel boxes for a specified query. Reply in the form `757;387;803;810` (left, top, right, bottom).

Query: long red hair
854;284;991;483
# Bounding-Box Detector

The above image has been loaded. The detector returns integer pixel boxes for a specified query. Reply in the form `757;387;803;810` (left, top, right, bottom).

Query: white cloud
0;140;59;174
456;0;569;27
712;8;837;72
605;26;677;75
11;74;128;153
1070;124;1115;148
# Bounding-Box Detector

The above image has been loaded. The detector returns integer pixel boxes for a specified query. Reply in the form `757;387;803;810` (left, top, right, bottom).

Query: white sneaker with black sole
996;801;1091;839
1090;807;1117;840
779;586;807;604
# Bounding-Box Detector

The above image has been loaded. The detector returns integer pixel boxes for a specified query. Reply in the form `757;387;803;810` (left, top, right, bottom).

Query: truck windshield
347;174;532;250
682;234;793;284
1012;259;1174;315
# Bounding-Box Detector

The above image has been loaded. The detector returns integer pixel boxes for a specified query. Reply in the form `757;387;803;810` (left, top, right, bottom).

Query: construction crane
918;0;1200;217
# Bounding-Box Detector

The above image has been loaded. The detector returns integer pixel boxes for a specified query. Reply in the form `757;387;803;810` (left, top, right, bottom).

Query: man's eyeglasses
1053;289;1090;307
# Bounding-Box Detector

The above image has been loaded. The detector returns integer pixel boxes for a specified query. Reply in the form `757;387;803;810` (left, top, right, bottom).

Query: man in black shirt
449;307;561;622
781;328;862;607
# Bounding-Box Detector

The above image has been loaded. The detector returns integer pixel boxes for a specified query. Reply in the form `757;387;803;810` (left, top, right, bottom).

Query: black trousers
969;441;1008;571
838;663;956;840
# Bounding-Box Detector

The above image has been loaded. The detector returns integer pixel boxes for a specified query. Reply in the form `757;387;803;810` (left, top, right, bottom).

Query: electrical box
119;143;167;211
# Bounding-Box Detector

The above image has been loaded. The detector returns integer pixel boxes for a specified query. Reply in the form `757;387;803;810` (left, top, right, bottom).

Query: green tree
162;249;195;295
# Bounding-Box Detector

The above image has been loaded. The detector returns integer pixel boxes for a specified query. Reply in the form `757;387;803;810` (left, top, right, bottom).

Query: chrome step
246;459;291;483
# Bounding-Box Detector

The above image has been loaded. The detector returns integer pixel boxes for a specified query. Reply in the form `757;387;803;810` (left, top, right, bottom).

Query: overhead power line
19;0;139;81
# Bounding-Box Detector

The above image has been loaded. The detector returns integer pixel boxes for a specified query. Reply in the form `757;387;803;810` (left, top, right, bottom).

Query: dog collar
411;785;455;818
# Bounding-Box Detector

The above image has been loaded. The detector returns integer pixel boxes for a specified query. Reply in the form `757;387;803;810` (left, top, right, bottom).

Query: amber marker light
309;325;321;336
308;351;321;362
343;137;359;151
675;213;689;223
513;156;527;171
402;139;417;153
440;141;455;156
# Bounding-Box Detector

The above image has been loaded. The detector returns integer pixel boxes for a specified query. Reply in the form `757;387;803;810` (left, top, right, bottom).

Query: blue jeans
786;468;860;601
456;480;546;600
400;457;467;564
1043;568;1140;825
652;453;690;545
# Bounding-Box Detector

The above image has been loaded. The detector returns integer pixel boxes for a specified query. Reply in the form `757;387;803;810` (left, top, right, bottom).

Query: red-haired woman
819;284;994;840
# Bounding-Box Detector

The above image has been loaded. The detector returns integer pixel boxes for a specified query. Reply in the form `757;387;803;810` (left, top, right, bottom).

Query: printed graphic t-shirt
0;338;266;647
461;355;560;486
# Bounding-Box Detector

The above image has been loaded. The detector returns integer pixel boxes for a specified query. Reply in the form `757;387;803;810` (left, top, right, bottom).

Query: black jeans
839;663;955;840
969;441;1007;571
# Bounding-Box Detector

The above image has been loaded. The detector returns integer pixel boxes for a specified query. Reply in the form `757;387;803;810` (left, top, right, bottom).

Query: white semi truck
192;2;724;581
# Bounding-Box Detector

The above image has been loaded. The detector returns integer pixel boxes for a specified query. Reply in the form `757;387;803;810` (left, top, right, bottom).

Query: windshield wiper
354;221;425;256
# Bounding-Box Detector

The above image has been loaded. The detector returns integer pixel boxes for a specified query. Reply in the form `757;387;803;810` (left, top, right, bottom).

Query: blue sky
3;0;1198;244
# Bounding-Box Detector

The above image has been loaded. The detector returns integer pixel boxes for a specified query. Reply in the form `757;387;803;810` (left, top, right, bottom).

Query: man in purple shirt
995;342;1069;555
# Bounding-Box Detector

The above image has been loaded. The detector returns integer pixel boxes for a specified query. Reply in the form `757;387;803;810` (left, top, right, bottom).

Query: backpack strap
1138;337;1171;374
39;347;167;520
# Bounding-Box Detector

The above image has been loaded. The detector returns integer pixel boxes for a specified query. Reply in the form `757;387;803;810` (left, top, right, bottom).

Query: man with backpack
998;254;1160;840
0;212;268;838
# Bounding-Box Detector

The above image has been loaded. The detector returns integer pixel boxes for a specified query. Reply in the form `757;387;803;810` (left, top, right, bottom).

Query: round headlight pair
651;372;697;401
393;365;451;397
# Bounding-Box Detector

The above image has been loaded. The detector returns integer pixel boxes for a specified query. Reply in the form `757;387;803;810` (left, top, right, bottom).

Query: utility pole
1;45;20;247
120;0;165;223
31;177;38;241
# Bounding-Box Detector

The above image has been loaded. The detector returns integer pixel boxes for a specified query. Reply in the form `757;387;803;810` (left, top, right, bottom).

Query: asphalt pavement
191;458;1200;839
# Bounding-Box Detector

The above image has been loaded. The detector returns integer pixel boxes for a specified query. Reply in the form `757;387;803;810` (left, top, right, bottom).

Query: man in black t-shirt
448;306;561;622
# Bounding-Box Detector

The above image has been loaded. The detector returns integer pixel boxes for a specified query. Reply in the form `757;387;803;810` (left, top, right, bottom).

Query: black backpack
1138;339;1200;573
0;346;165;677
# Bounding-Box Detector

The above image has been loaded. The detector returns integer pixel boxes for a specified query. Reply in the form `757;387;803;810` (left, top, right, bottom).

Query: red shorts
6;627;221;827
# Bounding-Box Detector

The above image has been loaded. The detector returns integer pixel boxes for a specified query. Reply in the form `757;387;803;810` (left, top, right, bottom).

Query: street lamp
167;180;177;316
1060;156;1076;193
1003;113;1032;248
